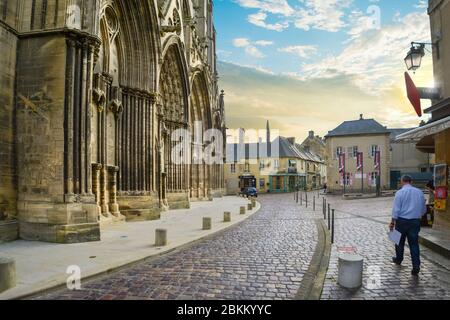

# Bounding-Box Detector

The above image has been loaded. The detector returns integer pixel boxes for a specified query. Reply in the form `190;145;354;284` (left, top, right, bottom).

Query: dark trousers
395;218;421;269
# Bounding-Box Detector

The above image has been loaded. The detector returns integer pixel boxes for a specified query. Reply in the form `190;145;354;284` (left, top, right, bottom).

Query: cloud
233;38;251;47
218;61;430;141
298;11;432;94
294;0;352;32
235;0;294;16
248;11;289;32
245;46;266;58
232;37;271;58
254;40;274;46
278;45;318;58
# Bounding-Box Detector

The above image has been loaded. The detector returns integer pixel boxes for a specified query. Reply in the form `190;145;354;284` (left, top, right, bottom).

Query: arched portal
90;0;160;222
190;72;212;200
158;42;190;209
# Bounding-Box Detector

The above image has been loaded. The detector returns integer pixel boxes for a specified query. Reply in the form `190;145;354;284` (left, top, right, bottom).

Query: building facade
0;0;226;244
225;129;325;195
325;115;391;194
390;129;434;189
396;0;450;231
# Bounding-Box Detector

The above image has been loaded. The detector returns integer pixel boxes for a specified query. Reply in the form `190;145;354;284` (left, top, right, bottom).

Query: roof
226;136;324;163
325;119;390;138
389;128;415;140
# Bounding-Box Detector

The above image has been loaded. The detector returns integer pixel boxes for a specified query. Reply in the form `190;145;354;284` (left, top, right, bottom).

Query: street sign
405;72;422;117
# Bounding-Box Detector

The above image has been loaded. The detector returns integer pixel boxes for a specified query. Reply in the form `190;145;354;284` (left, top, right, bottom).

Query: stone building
0;0;226;244
396;0;450;230
300;130;326;160
325;115;391;194
225;124;325;194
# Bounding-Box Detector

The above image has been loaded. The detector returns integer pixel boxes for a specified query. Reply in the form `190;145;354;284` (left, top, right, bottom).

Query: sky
214;0;435;141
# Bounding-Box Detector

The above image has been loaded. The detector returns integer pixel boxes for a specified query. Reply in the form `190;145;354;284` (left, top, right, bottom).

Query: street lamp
404;43;425;71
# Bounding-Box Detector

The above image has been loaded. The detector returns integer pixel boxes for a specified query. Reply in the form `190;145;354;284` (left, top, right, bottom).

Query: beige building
0;0;225;244
301;131;326;160
225;129;326;195
325;115;391;194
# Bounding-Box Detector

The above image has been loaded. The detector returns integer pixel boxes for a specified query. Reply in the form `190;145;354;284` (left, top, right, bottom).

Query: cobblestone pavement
34;193;319;300
321;195;450;300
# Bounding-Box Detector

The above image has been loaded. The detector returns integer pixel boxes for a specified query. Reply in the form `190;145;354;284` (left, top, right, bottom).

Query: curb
295;219;331;300
419;234;450;260
8;201;262;300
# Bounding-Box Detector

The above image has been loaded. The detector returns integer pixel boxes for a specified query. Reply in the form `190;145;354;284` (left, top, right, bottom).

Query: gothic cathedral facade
0;0;226;243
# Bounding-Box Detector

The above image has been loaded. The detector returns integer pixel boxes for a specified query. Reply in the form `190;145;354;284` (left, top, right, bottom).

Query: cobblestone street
35;194;319;300
32;193;450;300
321;195;450;300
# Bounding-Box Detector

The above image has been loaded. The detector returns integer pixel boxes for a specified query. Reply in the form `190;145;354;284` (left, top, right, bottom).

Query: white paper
388;230;402;246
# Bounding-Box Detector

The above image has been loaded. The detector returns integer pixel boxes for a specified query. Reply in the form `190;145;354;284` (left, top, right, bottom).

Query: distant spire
266;120;271;157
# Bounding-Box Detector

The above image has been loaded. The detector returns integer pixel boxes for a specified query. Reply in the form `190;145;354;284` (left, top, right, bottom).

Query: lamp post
404;43;425;71
404;42;438;72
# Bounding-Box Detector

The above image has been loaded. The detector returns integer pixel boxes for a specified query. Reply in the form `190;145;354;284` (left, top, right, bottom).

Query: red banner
339;153;345;173
357;152;363;171
374;150;381;172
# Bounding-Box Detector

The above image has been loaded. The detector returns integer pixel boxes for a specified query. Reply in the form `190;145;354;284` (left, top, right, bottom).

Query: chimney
309;130;314;138
287;137;296;145
359;114;364;120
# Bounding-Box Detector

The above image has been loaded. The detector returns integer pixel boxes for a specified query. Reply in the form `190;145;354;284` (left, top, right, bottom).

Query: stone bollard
247;203;252;211
240;206;246;215
203;217;212;230
338;254;364;289
251;198;256;208
155;229;168;247
224;212;231;222
0;257;16;293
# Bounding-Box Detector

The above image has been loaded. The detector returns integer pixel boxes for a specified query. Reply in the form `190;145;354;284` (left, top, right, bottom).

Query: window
260;179;265;188
352;146;358;158
370;172;378;187
274;159;280;169
420;167;427;173
231;164;236;173
336;147;343;159
370;145;378;158
341;173;351;186
259;160;265;170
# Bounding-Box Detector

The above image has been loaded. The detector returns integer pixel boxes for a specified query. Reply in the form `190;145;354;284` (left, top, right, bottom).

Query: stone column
91;163;102;218
100;167;109;216
108;166;120;217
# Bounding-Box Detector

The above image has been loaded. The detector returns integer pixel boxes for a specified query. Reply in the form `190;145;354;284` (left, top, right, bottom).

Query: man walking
390;175;427;276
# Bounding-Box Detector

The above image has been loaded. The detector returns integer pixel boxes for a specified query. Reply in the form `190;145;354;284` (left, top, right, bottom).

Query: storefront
397;114;450;230
269;174;306;193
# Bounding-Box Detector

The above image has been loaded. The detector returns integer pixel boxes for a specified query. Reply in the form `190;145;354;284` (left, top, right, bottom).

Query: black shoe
411;268;420;276
392;257;402;265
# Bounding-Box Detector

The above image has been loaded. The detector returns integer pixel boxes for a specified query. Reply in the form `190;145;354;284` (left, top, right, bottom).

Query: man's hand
389;220;395;231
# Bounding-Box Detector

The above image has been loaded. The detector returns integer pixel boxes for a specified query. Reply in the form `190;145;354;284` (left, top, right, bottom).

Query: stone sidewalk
0;196;259;300
320;196;450;300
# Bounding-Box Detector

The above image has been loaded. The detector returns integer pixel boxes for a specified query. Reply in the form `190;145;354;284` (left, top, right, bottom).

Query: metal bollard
300;192;303;205
306;192;308;208
313;196;315;211
332;209;335;244
328;208;331;231
323;198;327;219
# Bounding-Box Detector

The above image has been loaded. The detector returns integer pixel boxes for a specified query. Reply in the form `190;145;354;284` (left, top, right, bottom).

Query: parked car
240;187;258;198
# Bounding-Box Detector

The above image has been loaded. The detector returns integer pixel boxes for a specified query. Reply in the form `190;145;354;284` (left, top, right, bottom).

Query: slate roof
325;119;390;138
226;136;324;163
389;128;415;140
